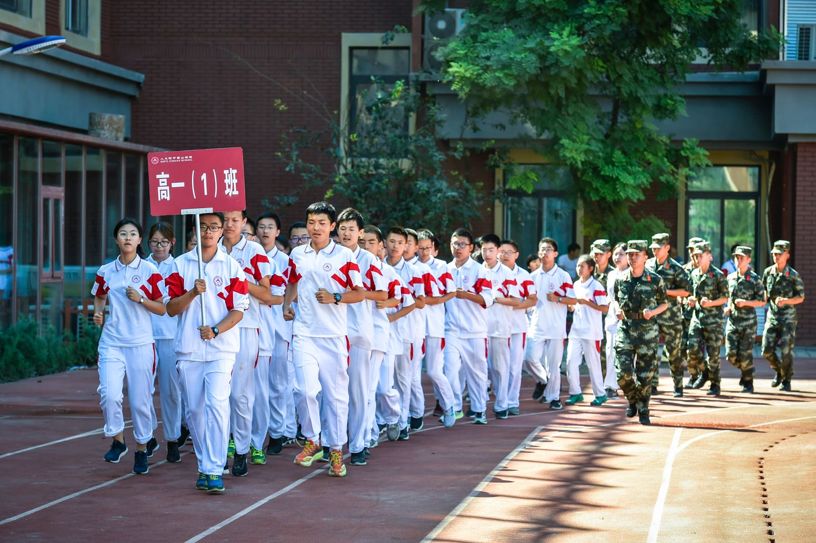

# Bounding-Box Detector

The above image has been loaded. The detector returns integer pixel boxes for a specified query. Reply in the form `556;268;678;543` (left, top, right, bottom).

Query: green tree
423;0;781;238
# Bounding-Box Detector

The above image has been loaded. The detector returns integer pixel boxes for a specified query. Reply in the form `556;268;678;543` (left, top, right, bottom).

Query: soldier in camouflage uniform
682;237;704;388
646;233;691;397
613;240;668;425
725;246;766;393
687;241;729;396
762;240;806;392
591;239;613;395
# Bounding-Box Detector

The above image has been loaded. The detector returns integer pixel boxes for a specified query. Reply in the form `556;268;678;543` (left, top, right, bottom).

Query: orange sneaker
294;440;323;467
327;448;347;477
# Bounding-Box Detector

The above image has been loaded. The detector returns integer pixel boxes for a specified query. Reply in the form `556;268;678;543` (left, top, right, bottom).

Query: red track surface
0;360;814;542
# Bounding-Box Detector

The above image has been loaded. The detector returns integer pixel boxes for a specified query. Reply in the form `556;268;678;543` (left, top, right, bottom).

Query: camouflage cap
771;240;791;254
733;245;752;257
589;239;611;255
625;240;649;253
686;236;705;249
692;241;711;255
649;233;670;249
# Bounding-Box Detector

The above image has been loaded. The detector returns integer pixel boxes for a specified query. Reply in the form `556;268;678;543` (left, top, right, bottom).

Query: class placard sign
147;147;246;216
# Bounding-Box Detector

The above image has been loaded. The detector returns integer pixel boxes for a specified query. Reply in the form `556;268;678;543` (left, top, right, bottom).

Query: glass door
40;185;64;332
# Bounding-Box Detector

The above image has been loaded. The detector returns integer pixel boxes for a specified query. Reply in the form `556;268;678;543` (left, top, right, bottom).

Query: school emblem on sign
131;276;141;284
214;276;224;287
323;263;332;272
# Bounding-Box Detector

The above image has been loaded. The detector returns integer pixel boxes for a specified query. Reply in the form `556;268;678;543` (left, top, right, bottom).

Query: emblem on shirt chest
323;263;332;272
131;275;141;284
236;258;245;267
213;276;224;288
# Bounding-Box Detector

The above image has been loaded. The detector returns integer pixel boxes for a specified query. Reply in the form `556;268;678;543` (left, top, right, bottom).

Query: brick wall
793;142;816;344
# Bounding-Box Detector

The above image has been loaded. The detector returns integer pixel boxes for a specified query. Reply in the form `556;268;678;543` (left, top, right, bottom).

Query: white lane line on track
647;413;816;543
0;421;135;460
420;425;545;543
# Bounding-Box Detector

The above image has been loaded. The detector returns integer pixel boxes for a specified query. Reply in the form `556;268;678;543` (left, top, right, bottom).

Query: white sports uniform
146;254;184;442
484;261;518;413
444;258;495;414
165;249;249;476
287;240;363;450
407;256;439;422
525;264;575;403
566;276;608;399
347;245;386;454
93;256;163;445
604;268;627;390
507;265;536;410
264;246;296;442
219;236;273;457
420;256;456;412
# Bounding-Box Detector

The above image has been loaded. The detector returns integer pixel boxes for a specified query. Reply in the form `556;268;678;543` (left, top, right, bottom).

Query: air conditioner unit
423;8;466;74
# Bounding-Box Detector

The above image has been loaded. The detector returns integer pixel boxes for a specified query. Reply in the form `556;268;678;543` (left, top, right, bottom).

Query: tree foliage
422;0;781;235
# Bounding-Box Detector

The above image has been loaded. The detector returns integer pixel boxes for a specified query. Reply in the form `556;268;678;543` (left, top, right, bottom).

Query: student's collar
305;239;336;255
115;254;141;271
219;235;247;253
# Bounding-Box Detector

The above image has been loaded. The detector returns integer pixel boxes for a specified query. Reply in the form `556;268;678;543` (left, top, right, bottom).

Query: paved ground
0;359;814;543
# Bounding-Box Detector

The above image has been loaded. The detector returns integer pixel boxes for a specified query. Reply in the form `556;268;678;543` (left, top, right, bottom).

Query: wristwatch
139;296;146;304
212;326;220;338
333;292;342;305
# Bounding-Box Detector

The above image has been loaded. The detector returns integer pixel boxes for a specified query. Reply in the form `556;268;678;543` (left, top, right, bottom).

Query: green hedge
0;317;101;383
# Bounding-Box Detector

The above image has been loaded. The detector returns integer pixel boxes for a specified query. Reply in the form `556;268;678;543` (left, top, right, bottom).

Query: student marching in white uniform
604;242;630;396
166;212;250;494
479;234;522;419
416;229;457;427
444;228;495;425
256;212;295;455
146;222;189;463
93;218;166;475
337;209;387;466
565;255;610;406
285;202;364;478
525;237;576;411
219;210;276;477
498;239;537;416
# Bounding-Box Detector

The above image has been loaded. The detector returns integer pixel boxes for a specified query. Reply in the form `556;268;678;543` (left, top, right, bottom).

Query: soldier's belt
622;310;646;320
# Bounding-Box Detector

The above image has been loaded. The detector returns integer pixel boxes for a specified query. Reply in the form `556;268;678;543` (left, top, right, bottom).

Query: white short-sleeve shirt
569;276;608;340
444;257;494;339
219;236;273;329
146;254;177;340
507;264;536;334
484;261;517;339
346;245;386;350
528;264;575;340
420;256;452;339
266;245;292;343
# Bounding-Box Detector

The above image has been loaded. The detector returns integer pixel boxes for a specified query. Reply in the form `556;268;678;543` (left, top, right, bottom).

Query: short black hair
257;211;282;230
363;224;383;243
405;228;419;243
577;254;596;270
337;207;365;229
539;237;558;252
501;239;519;253
200;212;225;225
289;221;307;237
451;228;474;245
305;201;337;223
244;217;256;233
417;229;439;250
480;233;501;248
526;254;539;266
568;242;581;252
386;226;408;241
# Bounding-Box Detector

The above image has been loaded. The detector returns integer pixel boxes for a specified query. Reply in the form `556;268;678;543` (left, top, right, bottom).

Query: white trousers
375;350;400;427
445;335;489;413
251;354;271;450
347;343;372;454
230;328;258;455
267;337;291;439
508;332;526;409
604;327;619;390
97;343;156;445
285;345;298;438
488;336;511;412
394;342;415;429
525;338;564;402
566;338;606;398
155;338;183;441
425;336;454;411
366;350;386;444
178;358;234;476
409;339;426;419
292;335;349;449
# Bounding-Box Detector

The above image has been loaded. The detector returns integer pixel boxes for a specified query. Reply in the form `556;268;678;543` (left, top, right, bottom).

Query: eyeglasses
451;242;471;249
290;235;310;243
199;225;223;233
498;250;517;256
539;248;555;253
257;225;278;231
149;240;171;248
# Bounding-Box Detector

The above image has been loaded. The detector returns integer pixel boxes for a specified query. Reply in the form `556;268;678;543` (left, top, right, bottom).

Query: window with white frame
798;25;816;60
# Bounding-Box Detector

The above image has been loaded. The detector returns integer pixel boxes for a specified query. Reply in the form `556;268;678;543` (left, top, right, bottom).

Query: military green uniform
680;237;704;385
761;242;805;386
614;260;667;414
591;239;612;381
725;248;765;389
646;251;690;390
687;260;728;388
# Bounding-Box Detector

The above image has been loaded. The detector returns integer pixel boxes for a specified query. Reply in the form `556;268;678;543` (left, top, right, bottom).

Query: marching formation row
91;202;804;494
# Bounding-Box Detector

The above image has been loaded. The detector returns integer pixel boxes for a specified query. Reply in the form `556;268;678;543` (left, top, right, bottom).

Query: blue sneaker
104;439;128;463
473;412;488;425
442;407;456;428
133;450;149;475
145;437;160;458
207;474;225;494
195;472;208;491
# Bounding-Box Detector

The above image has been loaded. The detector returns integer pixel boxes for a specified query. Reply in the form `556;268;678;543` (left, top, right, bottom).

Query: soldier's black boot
638;409;651;425
684;375;697;389
771;371;782;388
706;383;721;396
673;387;683;397
625;403;638;417
780;380;792;392
741;380;754;393
692;370;708;389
